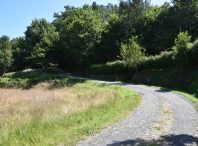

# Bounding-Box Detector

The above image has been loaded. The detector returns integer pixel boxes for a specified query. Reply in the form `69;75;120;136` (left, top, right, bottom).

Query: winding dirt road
61;73;198;146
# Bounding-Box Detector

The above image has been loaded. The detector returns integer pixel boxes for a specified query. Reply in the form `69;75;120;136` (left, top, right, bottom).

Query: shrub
172;31;192;67
120;36;145;72
139;51;176;71
191;39;198;63
172;31;191;56
90;51;177;75
90;60;130;75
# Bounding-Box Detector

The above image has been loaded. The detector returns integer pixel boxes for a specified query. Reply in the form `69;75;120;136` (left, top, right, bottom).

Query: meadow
0;71;141;145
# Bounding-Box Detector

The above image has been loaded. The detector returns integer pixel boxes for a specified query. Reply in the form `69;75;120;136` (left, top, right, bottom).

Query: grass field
0;71;141;145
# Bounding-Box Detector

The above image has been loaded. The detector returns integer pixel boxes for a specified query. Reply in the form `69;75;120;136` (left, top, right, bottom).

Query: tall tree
0;36;12;72
119;0;150;39
96;14;125;63
11;37;28;67
92;1;98;10
55;8;104;71
24;18;59;68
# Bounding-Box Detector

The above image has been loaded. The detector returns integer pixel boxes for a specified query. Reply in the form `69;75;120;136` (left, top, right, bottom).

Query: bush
90;51;177;75
172;31;192;67
139;51;176;71
120;36;145;72
172;31;191;56
90;60;131;75
191;39;198;63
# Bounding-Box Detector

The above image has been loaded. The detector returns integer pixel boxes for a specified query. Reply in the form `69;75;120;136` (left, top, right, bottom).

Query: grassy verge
0;71;141;145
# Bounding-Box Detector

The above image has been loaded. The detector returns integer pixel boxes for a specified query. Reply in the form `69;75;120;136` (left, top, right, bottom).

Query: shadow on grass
47;77;86;90
107;134;198;146
0;71;86;89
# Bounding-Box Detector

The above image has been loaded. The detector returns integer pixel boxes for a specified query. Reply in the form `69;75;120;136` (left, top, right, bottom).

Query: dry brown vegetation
0;73;141;145
0;82;121;125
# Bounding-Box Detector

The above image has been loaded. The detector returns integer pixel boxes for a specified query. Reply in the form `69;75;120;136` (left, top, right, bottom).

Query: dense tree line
1;0;198;72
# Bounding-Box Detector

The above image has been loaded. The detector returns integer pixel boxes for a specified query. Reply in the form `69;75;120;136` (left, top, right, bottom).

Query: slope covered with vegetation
0;71;141;145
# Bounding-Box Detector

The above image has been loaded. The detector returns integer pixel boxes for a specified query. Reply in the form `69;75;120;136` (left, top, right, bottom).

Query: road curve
61;73;198;146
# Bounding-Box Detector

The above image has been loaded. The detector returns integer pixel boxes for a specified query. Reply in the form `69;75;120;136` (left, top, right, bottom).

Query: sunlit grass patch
0;72;141;145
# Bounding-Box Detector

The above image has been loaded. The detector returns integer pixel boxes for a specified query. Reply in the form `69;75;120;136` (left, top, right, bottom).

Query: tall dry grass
0;81;119;124
0;80;141;145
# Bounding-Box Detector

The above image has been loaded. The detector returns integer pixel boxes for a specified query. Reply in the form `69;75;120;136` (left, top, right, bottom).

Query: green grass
154;126;162;131
0;71;82;89
0;71;141;145
154;121;164;124
162;109;172;114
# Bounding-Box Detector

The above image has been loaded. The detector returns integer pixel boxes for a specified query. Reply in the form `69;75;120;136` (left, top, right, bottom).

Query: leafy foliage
11;37;28;67
90;60;130;75
0;36;12;71
172;31;191;56
91;51;176;75
172;31;192;67
3;0;198;73
140;51;176;71
54;7;104;71
120;36;145;72
25;18;59;68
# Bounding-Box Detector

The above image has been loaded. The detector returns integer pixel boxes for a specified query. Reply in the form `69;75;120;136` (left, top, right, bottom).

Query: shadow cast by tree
0;71;86;89
107;134;198;146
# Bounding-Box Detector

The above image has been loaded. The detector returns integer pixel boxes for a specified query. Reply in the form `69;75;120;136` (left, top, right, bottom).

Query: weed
154;126;162;131
162;109;172;114
154;121;164;124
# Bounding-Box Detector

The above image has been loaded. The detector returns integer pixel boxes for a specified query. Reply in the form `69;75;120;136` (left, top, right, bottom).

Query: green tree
172;31;192;67
11;37;28;67
119;0;150;39
92;1;98;10
96;14;125;63
83;4;90;10
56;7;104;71
24;18;59;68
120;36;145;72
0;36;12;72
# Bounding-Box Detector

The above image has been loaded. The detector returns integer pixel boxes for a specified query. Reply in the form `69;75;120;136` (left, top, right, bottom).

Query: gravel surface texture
61;73;198;146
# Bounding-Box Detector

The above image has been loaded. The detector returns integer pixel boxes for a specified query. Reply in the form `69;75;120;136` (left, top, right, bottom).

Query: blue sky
0;0;171;40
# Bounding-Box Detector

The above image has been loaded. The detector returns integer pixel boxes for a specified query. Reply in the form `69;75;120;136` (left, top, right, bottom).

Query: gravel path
61;73;198;146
